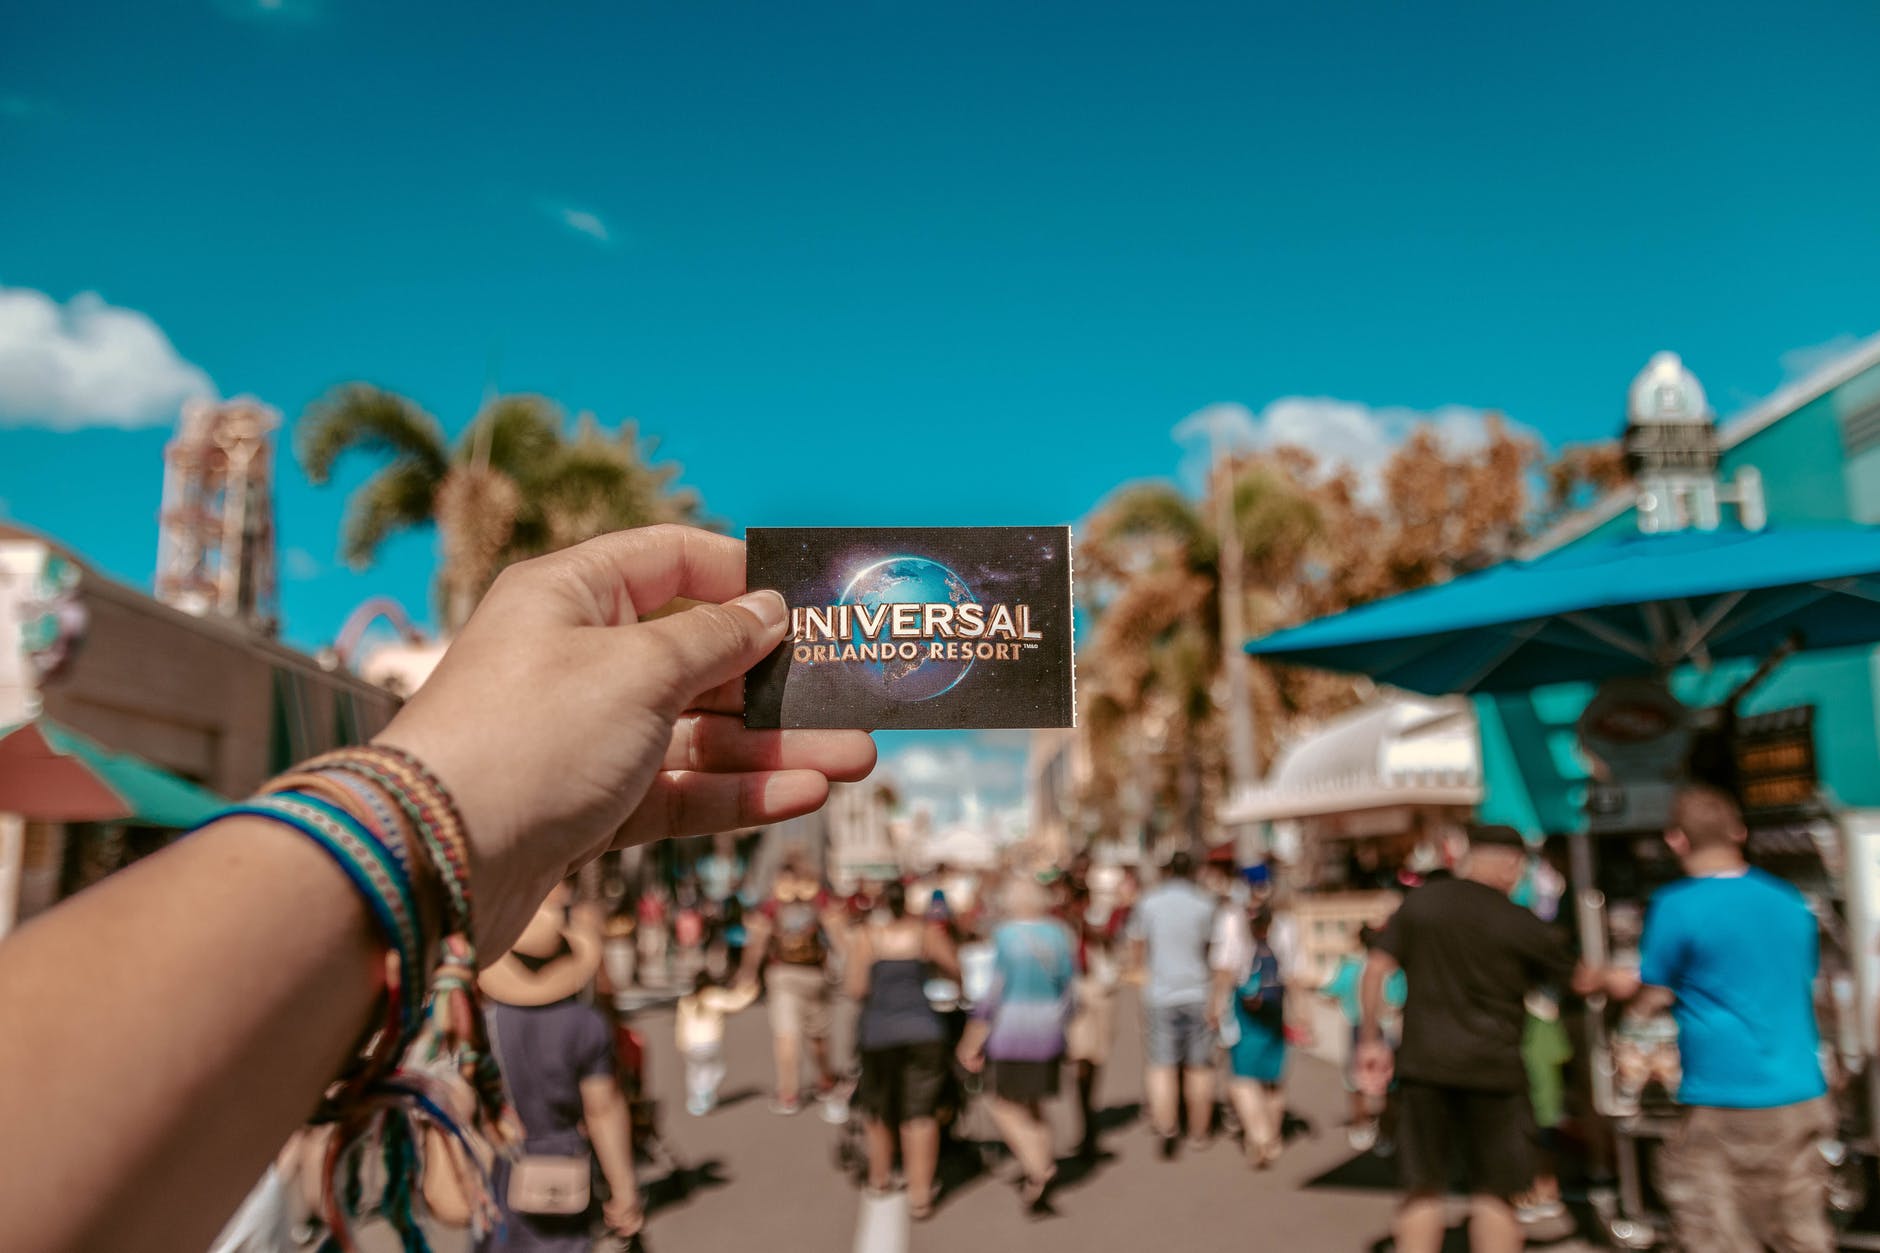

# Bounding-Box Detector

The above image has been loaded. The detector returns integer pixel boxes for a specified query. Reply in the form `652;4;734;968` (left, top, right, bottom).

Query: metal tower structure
154;397;281;634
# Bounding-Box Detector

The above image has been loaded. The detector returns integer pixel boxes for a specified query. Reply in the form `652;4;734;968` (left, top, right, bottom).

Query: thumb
631;589;790;712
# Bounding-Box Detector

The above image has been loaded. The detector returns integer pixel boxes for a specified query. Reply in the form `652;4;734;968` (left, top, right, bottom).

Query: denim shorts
1145;1001;1214;1068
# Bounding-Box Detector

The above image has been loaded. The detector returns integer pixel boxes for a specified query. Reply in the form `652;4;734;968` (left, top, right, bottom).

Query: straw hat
478;891;603;1008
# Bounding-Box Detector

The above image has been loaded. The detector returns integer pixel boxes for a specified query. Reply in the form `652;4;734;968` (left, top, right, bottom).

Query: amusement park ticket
743;526;1076;730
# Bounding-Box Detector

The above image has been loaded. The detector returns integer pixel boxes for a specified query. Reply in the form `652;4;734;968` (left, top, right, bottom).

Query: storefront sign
1732;704;1819;814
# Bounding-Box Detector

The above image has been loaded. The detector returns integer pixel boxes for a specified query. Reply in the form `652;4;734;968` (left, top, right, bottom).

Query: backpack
1238;945;1285;1027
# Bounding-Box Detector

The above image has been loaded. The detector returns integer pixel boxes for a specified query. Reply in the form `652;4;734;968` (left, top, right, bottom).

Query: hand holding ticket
743;526;1076;730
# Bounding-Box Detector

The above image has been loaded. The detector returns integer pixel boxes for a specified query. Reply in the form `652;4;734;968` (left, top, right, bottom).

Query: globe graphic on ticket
838;556;978;701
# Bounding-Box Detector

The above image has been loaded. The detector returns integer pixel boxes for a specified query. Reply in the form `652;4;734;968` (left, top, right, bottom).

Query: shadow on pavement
712;1086;762;1111
1303;1150;1399;1193
1094;1101;1143;1135
643;1157;731;1217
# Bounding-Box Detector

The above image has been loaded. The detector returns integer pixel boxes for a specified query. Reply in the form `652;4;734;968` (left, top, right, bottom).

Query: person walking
847;881;960;1219
1128;850;1219;1157
636;886;670;986
742;851;850;1118
1319;922;1405;1152
675;969;760;1116
1224;906;1288;1169
958;875;1076;1216
1587;785;1831;1253
718;893;748;981
479;887;644;1253
1062;876;1127;1159
1357;824;1578;1253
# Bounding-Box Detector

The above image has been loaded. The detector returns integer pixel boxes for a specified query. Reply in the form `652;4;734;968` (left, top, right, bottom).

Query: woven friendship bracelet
270;768;447;977
265;772;409;872
226;793;426;1036
305;747;474;949
335;752;470;946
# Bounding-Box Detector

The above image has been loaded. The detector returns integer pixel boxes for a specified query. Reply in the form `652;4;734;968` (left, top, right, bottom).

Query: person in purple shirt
958;874;1076;1216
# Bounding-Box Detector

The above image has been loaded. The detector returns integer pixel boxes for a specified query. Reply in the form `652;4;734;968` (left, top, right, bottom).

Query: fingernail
732;589;788;632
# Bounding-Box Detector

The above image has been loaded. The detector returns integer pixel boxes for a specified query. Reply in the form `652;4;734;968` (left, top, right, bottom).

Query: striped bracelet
222;791;426;1037
303;746;474;954
266;768;444;977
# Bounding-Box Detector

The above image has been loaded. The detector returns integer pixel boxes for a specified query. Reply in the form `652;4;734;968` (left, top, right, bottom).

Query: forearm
585;1089;638;1203
737;924;770;982
929;940;961;982
1358;957;1388;1042
0;818;382;1253
1632;984;1675;1016
1211;967;1235;1019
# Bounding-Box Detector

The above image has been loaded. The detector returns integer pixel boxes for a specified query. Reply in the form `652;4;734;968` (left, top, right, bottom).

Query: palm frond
340;461;440;568
1079;481;1212;585
298;384;449;485
462;394;566;480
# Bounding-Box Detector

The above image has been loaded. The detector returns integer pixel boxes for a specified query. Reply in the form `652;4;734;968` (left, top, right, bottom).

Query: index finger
541;524;748;625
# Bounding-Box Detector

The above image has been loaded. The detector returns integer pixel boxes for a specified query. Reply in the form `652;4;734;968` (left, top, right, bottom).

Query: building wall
32;570;398;797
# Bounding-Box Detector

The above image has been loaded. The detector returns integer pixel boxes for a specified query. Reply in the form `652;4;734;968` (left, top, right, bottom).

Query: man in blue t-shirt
1593;784;1831;1253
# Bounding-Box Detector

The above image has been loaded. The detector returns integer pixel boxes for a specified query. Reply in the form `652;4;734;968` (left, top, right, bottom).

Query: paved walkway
626;986;1599;1253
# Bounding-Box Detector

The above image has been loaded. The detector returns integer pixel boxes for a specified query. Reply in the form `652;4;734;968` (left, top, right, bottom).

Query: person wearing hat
480;884;643;1252
1356;824;1580;1253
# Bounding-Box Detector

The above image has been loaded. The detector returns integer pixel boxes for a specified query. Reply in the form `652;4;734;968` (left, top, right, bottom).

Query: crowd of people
495;782;1837;1253
478;842;1343;1241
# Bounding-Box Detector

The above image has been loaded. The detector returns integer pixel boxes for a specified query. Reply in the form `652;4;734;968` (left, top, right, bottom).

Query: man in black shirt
1358;824;1578;1253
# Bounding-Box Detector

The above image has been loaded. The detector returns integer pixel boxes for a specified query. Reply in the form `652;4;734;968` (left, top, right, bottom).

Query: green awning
0;719;228;829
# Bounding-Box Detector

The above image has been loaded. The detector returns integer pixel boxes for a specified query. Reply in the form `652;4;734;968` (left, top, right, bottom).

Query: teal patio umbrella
1243;526;1880;693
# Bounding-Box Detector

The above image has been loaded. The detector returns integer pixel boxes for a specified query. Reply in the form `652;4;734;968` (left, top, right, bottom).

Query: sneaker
1373;1134;1396;1159
769;1094;803;1116
1348;1123;1378;1153
686;1096;709;1117
820;1093;850;1125
1158;1134;1179;1161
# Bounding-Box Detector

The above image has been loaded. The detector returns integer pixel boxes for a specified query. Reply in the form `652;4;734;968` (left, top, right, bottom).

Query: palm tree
1076;463;1326;846
1075;417;1550;849
299;384;702;631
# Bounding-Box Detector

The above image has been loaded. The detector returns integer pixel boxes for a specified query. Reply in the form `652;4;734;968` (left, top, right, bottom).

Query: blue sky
4;0;1879;820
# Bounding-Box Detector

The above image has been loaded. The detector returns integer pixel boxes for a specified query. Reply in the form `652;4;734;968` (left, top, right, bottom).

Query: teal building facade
1480;335;1880;835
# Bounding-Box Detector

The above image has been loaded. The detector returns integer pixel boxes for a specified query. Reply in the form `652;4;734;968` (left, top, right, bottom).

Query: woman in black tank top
846;882;960;1218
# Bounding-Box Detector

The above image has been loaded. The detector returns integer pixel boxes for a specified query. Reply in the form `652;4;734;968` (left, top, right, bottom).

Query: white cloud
537;201;613;246
881;734;1028;828
0;286;216;430
1777;334;1864;386
213;0;325;23
1172;396;1531;497
283;547;322;580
